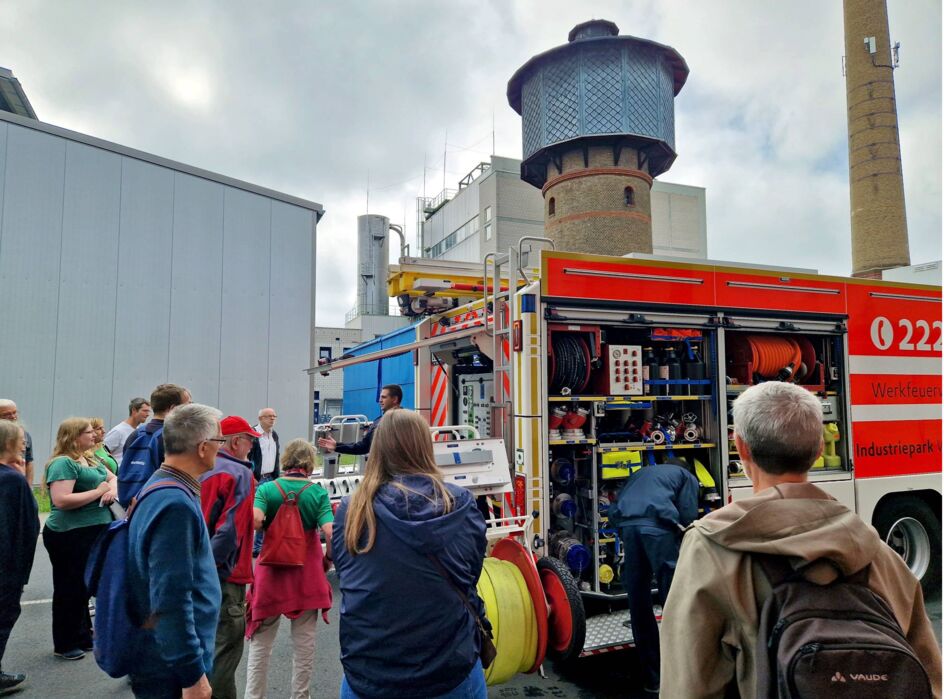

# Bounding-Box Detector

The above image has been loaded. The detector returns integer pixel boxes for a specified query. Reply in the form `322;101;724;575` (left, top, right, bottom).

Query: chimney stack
843;0;910;278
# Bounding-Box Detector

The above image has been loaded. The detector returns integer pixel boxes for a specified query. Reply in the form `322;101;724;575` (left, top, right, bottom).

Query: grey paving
4;529;939;699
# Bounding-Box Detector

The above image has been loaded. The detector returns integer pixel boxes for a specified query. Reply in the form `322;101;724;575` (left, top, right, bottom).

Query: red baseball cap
220;415;262;438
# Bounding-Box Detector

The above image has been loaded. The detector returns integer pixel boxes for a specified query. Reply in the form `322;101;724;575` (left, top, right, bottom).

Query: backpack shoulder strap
127;479;190;519
296;482;316;497
273;479;292;502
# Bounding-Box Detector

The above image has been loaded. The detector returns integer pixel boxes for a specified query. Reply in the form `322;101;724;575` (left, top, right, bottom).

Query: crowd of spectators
0;381;939;699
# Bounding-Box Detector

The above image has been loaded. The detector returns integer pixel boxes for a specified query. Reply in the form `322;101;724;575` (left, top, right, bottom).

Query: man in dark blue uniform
609;458;699;695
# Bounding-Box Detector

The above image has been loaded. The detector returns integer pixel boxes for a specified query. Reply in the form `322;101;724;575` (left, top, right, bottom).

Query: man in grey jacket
660;381;941;699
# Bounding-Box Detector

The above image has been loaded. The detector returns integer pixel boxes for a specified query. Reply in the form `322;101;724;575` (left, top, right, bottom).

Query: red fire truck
320;243;941;671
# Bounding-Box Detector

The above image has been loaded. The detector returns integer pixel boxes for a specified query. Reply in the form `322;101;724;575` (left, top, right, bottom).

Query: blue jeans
340;659;486;699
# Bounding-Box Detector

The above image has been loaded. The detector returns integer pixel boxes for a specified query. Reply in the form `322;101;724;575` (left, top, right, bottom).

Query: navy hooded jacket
332;475;487;698
609;462;699;531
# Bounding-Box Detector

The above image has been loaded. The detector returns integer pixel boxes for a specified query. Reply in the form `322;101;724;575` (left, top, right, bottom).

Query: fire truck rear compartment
542;316;851;607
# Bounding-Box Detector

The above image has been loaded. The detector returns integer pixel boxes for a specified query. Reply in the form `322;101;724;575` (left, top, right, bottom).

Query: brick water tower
507;20;688;255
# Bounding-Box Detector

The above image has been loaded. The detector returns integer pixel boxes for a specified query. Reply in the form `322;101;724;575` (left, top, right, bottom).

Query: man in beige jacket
661;381;941;699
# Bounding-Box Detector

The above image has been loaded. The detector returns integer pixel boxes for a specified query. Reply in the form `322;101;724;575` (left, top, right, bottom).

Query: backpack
84;480;189;678
754;555;932;699
257;480;314;567
117;422;163;506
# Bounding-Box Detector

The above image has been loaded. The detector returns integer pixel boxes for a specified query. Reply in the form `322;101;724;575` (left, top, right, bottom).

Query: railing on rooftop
345;301;401;324
421;188;457;218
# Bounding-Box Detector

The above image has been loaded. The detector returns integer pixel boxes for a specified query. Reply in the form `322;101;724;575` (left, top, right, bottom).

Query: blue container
342;324;418;419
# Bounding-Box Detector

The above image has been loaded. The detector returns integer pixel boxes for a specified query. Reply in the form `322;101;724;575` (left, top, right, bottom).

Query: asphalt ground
4;525;941;699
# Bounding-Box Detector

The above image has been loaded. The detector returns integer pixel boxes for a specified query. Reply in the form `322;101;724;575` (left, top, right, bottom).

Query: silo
357;214;390;316
506;20;688;255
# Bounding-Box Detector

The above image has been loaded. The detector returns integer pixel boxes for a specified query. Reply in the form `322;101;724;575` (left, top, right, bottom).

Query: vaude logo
831;671;889;683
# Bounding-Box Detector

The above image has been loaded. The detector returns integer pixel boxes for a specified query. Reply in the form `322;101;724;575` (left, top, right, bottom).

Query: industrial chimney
844;0;910;278
506;20;688;255
356;214;391;317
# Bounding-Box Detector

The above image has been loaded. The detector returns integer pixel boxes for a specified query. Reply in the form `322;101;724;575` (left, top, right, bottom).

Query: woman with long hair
41;417;117;661
333;409;487;699
244;439;333;699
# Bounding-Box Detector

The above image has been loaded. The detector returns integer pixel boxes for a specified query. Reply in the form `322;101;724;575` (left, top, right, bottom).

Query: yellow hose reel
476;538;587;684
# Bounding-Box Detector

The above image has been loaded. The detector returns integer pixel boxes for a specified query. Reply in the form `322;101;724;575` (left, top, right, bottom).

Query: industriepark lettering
855;439;941;459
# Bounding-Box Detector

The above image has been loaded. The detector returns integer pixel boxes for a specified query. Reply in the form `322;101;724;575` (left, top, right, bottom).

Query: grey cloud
2;0;938;327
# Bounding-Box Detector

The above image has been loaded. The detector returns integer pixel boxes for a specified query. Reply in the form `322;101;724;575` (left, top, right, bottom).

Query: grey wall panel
52;142;122;431
268;202;314;442
111;159;175;418
0;116;319;478
0;125;66;464
168;173;224;406
218;188;270;419
0;123;6;258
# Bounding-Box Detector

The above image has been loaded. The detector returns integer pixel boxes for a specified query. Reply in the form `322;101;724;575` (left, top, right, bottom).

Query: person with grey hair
126;404;223;699
660;381;941;698
0;399;34;485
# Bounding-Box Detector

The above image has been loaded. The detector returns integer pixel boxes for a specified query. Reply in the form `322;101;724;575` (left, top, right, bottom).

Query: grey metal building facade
0;111;322;478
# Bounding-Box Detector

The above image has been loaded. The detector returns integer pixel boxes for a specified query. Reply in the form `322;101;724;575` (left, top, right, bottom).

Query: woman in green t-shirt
41;417;118;661
245;439;334;699
88;417;118;474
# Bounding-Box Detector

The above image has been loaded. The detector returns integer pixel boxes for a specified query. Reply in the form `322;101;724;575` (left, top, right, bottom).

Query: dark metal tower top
507;20;688;187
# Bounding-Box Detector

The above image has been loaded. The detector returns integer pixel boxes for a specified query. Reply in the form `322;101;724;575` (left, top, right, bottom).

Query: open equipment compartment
723;320;851;482
545;318;723;598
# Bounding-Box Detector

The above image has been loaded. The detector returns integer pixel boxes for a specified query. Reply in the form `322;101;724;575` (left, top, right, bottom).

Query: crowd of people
0;381;940;699
0;383;491;699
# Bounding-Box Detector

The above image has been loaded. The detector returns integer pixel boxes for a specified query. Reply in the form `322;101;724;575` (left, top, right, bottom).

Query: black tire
537;556;586;663
874;496;942;597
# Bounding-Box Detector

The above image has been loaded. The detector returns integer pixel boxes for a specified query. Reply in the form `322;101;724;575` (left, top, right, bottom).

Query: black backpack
755;556;932;698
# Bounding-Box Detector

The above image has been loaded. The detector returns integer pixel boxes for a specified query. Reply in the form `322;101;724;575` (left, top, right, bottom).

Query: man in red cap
199;415;259;699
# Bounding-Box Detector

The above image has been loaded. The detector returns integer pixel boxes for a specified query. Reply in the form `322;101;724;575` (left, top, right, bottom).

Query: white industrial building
312;214;409;421
417;155;708;263
0;109;323;479
313;326;366;420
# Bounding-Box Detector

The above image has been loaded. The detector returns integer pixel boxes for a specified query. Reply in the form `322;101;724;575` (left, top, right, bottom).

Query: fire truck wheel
875;496;941;596
537;556;586;663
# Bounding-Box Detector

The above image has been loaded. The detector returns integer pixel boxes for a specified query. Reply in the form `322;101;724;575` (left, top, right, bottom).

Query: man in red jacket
199;415;259;699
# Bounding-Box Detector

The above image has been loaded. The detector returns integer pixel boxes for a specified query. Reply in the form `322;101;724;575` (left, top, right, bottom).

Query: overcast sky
2;0;940;327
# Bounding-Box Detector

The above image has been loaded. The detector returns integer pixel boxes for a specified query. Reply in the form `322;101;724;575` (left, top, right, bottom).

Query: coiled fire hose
550;335;591;394
477;558;539;685
746;335;802;381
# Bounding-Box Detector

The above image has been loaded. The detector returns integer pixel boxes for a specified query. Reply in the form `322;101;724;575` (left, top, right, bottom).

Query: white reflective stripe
851;404;943;422
849;355;942;375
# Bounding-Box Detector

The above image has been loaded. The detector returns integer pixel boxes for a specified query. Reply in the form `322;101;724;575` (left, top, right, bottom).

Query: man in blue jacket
118;383;191;505
609;458;699;695
127;403;223;699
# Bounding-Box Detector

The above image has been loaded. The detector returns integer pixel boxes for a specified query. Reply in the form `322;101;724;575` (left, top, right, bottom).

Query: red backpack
258;480;314;567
